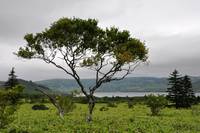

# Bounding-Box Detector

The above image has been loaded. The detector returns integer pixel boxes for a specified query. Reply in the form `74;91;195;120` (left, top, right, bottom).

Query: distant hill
1;77;199;94
0;81;4;88
0;79;50;94
35;77;200;92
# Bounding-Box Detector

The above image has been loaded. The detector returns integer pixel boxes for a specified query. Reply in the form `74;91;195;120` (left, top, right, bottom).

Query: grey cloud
0;0;200;81
146;33;200;64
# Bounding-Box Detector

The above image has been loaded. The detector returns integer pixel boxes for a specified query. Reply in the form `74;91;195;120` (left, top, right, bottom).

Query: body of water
93;92;200;97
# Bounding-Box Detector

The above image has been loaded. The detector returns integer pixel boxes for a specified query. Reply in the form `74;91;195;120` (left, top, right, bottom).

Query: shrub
107;101;117;108
145;94;168;116
99;106;109;111
127;100;136;108
0;104;16;129
191;105;200;116
0;85;24;128
32;104;49;110
57;95;76;114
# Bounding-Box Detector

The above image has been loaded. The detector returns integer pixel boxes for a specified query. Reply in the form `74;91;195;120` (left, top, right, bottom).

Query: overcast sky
0;0;200;81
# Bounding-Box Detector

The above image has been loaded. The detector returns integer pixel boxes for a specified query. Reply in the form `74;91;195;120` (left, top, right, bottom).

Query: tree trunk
87;96;95;122
59;109;65;119
35;88;65;119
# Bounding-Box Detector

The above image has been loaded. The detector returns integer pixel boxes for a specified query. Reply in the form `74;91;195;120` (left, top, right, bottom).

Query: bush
145;94;168;116
0;104;16;129
107;101;117;108
74;97;88;104
127;100;136;108
0;85;24;128
99;106;109;111
57;95;76;114
32;104;49;110
191;105;200;116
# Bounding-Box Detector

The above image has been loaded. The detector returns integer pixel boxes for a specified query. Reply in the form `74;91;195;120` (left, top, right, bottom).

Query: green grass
2;103;200;133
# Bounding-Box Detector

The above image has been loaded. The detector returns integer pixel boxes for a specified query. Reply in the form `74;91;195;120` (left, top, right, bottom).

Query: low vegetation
57;95;76;114
1;68;199;132
1;103;200;133
107;101;118;108
145;94;168;116
0;85;24;129
0;68;24;129
32;104;49;110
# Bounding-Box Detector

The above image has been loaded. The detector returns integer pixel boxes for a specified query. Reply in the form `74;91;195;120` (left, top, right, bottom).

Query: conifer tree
167;70;183;108
167;70;195;108
181;75;195;107
4;67;18;89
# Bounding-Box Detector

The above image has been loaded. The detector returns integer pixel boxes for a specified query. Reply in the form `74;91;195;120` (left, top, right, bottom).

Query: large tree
16;17;148;121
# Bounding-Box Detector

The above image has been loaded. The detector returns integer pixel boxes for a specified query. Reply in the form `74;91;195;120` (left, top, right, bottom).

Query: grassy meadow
2;103;200;133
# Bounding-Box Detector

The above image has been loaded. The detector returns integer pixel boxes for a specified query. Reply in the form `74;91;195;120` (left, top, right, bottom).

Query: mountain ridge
1;77;199;93
35;76;200;92
0;79;50;94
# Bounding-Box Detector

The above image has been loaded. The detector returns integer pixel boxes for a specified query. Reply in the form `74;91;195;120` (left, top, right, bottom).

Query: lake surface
94;92;200;97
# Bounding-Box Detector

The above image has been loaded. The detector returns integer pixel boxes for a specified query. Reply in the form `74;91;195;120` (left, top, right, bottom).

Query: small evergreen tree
167;70;182;108
4;67;18;89
181;75;195;107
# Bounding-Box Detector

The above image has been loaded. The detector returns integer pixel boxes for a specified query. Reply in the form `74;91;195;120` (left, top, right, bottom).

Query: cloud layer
0;0;200;81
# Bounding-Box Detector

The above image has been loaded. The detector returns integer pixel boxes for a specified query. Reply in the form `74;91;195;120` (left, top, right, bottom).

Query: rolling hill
1;77;200;94
35;77;200;92
0;79;50;94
